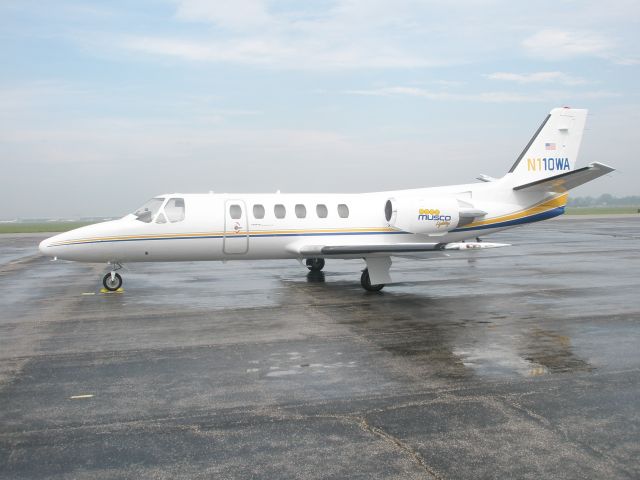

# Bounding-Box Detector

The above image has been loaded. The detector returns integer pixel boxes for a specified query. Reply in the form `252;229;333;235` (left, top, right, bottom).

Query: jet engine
384;196;460;235
385;195;490;236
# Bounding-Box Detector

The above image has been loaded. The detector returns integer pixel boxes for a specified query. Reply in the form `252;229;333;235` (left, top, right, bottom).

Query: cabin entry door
223;200;249;254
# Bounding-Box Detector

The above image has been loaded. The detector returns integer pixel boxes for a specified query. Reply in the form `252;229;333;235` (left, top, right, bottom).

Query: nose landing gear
103;262;124;291
103;272;123;291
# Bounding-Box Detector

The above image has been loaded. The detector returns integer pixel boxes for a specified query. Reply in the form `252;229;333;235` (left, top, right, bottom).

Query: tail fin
506;107;587;185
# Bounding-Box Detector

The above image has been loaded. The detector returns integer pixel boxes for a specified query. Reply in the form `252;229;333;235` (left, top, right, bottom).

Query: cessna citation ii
40;107;614;292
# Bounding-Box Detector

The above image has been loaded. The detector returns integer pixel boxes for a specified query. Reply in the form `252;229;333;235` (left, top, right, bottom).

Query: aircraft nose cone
39;237;52;255
39;234;62;257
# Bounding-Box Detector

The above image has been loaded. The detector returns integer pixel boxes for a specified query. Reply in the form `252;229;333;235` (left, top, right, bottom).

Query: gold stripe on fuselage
460;193;568;229
50;195;568;246
50;226;400;246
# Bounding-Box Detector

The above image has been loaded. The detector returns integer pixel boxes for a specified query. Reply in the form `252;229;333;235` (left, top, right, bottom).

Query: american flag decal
545;142;556;150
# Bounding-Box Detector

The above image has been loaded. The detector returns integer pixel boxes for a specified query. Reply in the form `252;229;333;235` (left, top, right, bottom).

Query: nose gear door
223;200;249;254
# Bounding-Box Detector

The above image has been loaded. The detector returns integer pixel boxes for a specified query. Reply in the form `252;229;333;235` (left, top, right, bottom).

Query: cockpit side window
165;198;186;223
133;198;164;223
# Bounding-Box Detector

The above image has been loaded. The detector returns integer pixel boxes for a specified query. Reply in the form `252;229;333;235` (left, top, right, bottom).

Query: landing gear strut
360;268;384;292
306;257;325;272
103;262;124;291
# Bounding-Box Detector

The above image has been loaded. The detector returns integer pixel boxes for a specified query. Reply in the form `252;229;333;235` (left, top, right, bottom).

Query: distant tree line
567;194;640;207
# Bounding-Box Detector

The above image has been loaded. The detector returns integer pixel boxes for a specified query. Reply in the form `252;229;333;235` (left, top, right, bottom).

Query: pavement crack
250;408;445;479
500;394;633;477
352;415;443;480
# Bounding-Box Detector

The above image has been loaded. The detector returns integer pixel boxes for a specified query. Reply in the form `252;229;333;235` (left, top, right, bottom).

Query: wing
287;242;510;257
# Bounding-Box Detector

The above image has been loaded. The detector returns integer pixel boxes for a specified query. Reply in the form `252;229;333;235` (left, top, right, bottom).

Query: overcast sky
1;0;638;218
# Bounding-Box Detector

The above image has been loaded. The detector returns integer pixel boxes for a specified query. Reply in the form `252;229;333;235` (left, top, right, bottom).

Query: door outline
223;200;249;254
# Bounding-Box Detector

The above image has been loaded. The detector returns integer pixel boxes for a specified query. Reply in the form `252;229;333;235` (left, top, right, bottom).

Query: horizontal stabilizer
289;242;509;257
477;174;497;183
513;162;614;192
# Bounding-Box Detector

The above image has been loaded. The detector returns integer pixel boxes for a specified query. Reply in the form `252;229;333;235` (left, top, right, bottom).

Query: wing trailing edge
288;242;509;257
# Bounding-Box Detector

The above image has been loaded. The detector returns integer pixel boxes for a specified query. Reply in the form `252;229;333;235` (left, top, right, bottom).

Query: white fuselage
38;177;565;264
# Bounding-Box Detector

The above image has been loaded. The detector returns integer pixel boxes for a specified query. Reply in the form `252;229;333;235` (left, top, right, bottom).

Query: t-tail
505;107;614;193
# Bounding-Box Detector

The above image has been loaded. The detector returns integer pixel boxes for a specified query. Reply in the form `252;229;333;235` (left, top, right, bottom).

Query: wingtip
588;162;616;173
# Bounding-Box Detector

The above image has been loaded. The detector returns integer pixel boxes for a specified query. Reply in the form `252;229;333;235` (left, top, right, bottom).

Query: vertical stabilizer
506;107;587;185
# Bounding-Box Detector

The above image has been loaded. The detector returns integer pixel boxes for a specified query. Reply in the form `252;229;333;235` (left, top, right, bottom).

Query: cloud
174;0;270;30
116;0;465;69
10;1;640;72
522;29;614;60
106;2;640;69
121;35;436;69
485;71;588;86
345;86;538;103
522;29;639;64
345;86;620;103
123;36;295;65
0;81;94;112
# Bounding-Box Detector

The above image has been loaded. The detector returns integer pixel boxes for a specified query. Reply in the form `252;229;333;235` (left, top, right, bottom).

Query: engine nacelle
385;196;460;235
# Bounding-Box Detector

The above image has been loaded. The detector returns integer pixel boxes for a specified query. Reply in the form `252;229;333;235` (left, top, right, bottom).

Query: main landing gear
305;258;325;272
103;262;124;291
360;268;385;292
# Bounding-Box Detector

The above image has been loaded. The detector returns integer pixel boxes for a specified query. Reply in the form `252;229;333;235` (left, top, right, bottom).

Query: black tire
306;257;325;272
360;268;384;292
103;272;123;291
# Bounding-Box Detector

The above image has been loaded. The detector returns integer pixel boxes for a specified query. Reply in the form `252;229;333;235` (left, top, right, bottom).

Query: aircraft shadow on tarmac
300;271;593;379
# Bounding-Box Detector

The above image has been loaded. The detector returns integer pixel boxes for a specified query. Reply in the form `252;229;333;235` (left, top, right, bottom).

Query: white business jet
39;107;613;292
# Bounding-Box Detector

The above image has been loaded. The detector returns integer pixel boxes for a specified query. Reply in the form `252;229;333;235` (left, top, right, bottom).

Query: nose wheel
103;272;123;291
360;268;384;292
305;258;325;272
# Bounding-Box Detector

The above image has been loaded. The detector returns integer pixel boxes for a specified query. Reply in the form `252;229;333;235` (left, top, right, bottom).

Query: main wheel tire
306;257;325;272
103;272;123;291
360;268;384;292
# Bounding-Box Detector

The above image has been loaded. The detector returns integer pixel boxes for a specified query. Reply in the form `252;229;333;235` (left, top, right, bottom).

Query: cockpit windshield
133;198;164;223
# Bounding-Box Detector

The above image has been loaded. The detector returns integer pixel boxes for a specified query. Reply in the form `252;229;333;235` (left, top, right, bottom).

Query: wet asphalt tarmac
0;217;639;479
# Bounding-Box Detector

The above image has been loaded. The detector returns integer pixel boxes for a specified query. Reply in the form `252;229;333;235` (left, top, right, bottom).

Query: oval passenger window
295;204;307;218
337;204;349;218
316;204;328;218
253;204;265;219
230;205;242;219
274;204;286;219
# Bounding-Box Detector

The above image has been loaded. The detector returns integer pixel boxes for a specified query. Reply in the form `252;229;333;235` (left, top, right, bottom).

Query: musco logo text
418;208;452;228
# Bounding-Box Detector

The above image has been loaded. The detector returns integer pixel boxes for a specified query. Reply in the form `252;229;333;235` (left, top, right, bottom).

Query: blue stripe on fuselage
55;230;408;246
452;206;565;232
53;207;564;247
